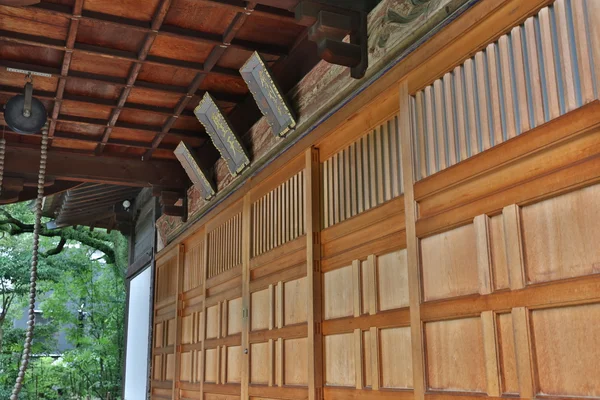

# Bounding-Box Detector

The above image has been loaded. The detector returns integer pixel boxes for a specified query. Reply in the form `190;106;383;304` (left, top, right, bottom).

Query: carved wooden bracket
295;1;368;79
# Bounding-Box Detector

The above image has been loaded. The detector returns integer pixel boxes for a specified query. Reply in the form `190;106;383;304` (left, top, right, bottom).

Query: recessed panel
380;327;412;389
227;346;242;384
521;185;600;283
531;303;600;397
421;224;479;301
425;317;486;392
284;338;308;386
324;333;355;387
284;277;307;326
323;265;354;320
250;342;270;385
251;288;270;331
228;297;242;336
377;250;409;311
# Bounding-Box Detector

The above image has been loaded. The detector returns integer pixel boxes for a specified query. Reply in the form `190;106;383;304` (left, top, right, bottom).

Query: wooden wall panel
151;2;600;399
321;116;403;229
530;303;600;397
520;185;600;284
424;317;486;393
411;0;600;180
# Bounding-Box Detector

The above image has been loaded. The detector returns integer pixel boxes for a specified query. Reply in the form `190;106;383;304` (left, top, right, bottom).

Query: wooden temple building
1;0;600;399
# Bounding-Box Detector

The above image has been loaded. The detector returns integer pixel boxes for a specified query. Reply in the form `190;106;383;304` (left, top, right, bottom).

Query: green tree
0;202;128;399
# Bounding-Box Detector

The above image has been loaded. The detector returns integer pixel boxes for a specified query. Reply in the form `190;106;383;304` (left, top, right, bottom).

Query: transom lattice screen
321;116;403;229
411;0;598;180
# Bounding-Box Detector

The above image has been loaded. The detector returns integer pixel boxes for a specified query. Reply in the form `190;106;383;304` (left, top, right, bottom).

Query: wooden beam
3;145;187;188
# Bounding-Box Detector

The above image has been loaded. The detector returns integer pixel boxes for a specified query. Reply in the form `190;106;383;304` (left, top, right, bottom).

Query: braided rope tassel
0;137;6;197
11;125;48;400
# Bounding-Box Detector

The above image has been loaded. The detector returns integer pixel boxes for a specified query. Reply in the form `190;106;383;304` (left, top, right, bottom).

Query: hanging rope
9;123;49;400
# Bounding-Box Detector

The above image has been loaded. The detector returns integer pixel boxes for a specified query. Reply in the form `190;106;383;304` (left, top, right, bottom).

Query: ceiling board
76;18;147;53
83;0;161;22
164;0;238;35
149;35;215;64
69;51;134;79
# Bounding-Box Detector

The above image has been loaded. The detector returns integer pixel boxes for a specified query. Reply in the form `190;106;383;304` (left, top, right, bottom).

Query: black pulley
3;82;47;134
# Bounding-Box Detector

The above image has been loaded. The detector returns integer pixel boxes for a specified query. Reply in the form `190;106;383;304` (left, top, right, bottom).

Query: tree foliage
0;202;128;399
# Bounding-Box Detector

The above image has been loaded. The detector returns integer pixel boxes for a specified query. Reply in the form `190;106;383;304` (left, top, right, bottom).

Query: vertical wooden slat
415;91;428;179
363;137;371;211
424;86;437;174
382;122;392;201
390;118;400;197
276;281;283;329
498;35;517;139
376;127;385;205
344;147;352;220
503;204;526;290
486;43;505;145
350;142;357;216
475;51;492;150
443;73;457;166
539;7;561;120
332;153;340;225
554;0;578;112
572;0;595;104
356;139;365;213
511;26;531;134
400;80;425;400
463;59;479;156
512;307;534;398
585;0;600;99
433;79;447;170
482;311;501;397
524;17;545;127
475;214;493;295
369;129;378;207
453;66;468;161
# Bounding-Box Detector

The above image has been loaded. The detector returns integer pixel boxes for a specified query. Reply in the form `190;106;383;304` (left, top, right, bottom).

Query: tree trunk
0;320;4;353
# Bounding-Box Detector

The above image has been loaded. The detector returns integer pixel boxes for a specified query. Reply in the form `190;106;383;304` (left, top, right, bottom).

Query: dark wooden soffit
0;0;308;162
43;183;140;232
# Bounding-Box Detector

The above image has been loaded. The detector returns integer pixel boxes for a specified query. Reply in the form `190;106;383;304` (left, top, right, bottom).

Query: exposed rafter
144;1;260;159
19;2;291;54
0;30;240;78
96;0;173;154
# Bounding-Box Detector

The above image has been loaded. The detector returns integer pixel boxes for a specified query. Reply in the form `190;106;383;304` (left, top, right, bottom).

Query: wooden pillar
173;244;185;400
399;80;426;400
241;194;251;398
306;147;323;400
